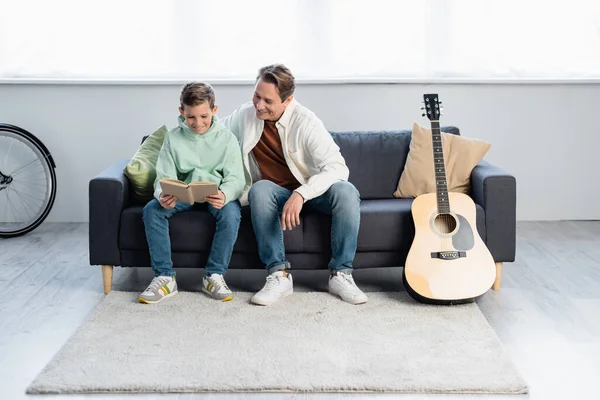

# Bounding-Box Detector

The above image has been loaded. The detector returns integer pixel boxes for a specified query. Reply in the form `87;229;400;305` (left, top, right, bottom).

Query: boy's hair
180;82;215;109
256;64;295;102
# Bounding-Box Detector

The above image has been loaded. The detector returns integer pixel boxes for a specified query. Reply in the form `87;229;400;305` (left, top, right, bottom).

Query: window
1;0;599;81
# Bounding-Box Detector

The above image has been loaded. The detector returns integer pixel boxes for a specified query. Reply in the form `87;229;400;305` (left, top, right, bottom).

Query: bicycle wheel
0;123;57;238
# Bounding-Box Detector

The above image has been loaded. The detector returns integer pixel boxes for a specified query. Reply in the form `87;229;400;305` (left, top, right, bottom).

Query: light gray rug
27;291;528;395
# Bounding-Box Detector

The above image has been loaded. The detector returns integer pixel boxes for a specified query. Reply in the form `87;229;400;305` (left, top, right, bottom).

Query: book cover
159;178;218;205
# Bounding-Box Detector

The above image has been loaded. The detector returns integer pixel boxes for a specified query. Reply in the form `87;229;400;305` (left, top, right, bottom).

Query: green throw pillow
123;125;168;201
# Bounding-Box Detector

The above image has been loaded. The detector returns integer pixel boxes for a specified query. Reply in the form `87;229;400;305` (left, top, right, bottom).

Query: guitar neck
430;120;450;213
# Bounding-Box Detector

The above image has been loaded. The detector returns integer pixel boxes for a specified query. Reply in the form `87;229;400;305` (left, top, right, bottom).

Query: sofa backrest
141;126;460;200
330;126;459;199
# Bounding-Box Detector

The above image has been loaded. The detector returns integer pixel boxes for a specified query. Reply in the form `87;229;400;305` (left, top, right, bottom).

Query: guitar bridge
431;251;466;260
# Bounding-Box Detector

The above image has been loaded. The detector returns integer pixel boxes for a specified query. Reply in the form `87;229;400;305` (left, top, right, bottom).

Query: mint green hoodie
153;115;245;205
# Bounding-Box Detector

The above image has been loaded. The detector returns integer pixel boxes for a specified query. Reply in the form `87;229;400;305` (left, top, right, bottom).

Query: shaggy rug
27;291;527;394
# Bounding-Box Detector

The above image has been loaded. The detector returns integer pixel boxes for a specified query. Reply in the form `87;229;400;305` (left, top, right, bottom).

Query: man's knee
248;180;278;205
330;181;360;202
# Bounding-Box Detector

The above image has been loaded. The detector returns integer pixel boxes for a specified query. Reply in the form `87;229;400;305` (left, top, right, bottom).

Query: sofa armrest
89;159;131;266
470;160;516;262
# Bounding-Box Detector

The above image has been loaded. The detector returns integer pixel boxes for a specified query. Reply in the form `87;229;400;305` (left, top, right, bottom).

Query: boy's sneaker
329;271;368;305
250;270;293;306
202;274;233;302
138;276;178;304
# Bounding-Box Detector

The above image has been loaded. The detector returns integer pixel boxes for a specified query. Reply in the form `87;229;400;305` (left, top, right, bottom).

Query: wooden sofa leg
492;262;502;291
102;265;113;294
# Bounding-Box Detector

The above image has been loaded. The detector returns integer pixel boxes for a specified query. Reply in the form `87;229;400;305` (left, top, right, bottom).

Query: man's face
179;103;218;134
252;78;293;122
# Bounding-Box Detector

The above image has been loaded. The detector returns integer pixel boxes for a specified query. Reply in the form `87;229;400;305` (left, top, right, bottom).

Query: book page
159;179;193;204
190;182;218;203
160;178;186;186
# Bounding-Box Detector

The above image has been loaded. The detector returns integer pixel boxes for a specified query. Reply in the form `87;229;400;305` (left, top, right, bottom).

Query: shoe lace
210;274;230;291
264;273;285;290
146;276;170;292
336;273;356;289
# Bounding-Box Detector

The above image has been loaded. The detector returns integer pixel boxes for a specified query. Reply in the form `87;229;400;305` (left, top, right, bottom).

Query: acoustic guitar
402;94;496;305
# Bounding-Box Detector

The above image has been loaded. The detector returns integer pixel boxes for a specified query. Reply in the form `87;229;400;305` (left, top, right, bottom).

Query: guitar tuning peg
421;113;426;117
420;107;425;110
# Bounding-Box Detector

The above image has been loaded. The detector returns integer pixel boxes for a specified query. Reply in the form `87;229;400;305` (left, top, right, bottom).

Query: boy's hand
281;192;304;231
206;190;226;209
159;193;177;209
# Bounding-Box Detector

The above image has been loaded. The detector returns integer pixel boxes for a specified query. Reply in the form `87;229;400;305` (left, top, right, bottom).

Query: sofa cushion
302;198;486;254
303;199;414;253
123;125;168;201
330;127;459;200
121;201;416;254
118;199;485;260
119;205;304;253
394;123;490;198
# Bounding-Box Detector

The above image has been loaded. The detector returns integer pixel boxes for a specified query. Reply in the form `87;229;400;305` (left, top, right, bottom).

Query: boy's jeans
248;180;361;274
142;198;242;277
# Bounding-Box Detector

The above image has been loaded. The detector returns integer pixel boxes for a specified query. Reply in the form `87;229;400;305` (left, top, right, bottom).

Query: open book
159;178;218;205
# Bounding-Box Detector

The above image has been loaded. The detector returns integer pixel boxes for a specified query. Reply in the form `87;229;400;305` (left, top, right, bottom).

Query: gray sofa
89;127;516;294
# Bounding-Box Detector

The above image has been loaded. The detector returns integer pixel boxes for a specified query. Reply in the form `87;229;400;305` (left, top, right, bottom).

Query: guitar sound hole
433;213;457;234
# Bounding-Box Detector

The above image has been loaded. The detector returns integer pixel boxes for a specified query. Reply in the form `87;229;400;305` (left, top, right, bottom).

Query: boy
139;82;245;304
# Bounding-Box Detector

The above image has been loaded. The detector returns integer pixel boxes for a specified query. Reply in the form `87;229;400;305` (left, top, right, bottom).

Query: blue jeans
142;199;242;277
248;180;361;274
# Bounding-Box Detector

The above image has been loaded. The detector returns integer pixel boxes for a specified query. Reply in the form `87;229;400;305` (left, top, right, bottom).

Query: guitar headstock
422;93;443;121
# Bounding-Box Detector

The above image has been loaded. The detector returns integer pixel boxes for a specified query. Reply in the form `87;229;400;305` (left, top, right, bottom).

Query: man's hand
205;190;226;209
159;193;177;209
281;191;304;231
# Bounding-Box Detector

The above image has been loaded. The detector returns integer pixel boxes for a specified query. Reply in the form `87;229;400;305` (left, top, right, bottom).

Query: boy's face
179;103;218;135
253;78;293;122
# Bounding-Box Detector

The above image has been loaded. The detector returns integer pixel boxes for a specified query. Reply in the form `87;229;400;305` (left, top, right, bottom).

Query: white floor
1;221;600;399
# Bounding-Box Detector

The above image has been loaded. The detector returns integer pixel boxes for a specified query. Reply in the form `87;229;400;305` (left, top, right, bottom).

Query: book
159;178;218;205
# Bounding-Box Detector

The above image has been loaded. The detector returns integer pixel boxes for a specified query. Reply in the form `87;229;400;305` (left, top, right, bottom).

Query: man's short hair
180;82;215;109
256;64;295;102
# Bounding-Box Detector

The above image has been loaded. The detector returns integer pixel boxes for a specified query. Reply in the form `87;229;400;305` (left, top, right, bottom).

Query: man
221;64;367;306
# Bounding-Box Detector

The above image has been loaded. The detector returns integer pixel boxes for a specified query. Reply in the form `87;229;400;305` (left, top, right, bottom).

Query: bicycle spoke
5;176;48;225
19;197;43;218
9;156;47;178
1;185;43;227
9;185;46;204
2;190;10;223
1;138;14;172
7;187;33;221
13;180;49;190
3;188;20;224
12;171;47;185
0;141;6;172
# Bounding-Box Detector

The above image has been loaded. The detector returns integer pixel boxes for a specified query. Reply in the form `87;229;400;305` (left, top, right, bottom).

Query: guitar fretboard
430;121;450;213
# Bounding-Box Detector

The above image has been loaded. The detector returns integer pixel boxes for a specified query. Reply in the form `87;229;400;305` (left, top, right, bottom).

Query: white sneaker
329;271;368;305
138;276;178;304
202;274;233;302
251;270;293;306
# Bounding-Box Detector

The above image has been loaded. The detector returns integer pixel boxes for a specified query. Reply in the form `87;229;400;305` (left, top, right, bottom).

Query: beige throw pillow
394;123;491;198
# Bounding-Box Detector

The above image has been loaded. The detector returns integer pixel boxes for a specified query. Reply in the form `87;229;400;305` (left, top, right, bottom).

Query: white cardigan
220;99;349;206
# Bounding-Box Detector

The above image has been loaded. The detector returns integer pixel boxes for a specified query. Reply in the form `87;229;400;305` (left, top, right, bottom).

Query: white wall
0;83;598;222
